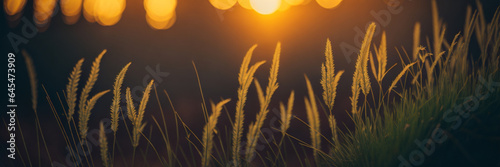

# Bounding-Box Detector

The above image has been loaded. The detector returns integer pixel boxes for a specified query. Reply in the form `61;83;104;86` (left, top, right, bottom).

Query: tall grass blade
99;122;110;167
304;76;321;161
78;50;106;126
66;58;84;121
110;62;131;132
351;22;377;114
201;99;231;167
232;45;265;165
79;90;110;139
244;42;281;162
280;91;295;134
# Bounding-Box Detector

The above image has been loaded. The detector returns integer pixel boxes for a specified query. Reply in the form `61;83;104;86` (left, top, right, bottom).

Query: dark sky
1;0;499;165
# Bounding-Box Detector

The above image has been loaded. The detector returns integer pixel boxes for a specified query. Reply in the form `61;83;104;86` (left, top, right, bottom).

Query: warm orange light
316;0;342;9
144;0;176;21
146;12;176;30
145;0;177;30
209;0;237;10
238;0;252;10
278;0;291;12
94;0;126;26
34;0;57;25
83;0;97;22
4;0;26;16
60;0;82;16
250;0;281;15
284;0;303;6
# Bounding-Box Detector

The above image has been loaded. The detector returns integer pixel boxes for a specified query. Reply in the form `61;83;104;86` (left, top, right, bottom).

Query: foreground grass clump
8;1;500;167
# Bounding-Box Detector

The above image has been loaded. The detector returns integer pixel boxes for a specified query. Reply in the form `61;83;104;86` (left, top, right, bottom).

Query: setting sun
250;0;281;15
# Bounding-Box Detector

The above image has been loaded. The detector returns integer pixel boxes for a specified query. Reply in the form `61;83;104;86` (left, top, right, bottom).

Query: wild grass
321;38;344;150
231;45;266;165
65;58;84;122
7;1;500;166
351;22;376;115
201;99;231;167
280;91;295;134
304;76;321;162
128;80;154;148
78;50;106;140
111;62;131;132
244;42;280;162
99;122;110;167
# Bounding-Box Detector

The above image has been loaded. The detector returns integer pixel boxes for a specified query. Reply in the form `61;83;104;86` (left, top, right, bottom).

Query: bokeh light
284;0;304;6
238;0;252;10
34;0;57;26
146;11;176;30
94;0;126;26
83;0;98;22
316;0;342;9
4;0;26;16
145;0;177;30
209;0;237;10
250;0;281;15
60;0;82;24
278;0;291;12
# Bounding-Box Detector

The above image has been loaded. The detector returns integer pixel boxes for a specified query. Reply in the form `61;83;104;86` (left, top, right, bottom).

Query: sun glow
316;0;342;9
210;0;237;10
250;0;281;15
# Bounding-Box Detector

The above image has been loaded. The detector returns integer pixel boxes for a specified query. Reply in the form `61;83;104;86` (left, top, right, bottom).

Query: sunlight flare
250;0;281;15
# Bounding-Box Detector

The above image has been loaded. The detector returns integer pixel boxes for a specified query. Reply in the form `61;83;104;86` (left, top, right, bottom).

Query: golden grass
320;38;343;151
328;115;337;147
201;99;231;167
375;31;388;83
21;50;38;111
412;22;421;61
304;76;320;161
125;87;135;122
387;62;416;94
280;91;295;134
244;42;281;162
351;22;376;114
79;90;110;139
99;122;110;167
110;62;131;132
231;45;266;165
65;58;84;122
78;50;106;121
321;38;344;112
127;80;154;148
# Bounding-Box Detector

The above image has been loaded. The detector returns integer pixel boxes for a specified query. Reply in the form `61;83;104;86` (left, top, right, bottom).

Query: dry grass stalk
66;58;84;121
21;50;38;111
232;45;265;165
351;22;377;114
388;62;417;94
321;38;345;112
245;42;281;162
78;50;106;121
79;90;110;139
328;115;338;147
304;76;321;161
125;87;136;122
201;99;231;167
280;91;295;134
110;63;131;132
127;80;154;148
99;122;110;167
413;22;421;61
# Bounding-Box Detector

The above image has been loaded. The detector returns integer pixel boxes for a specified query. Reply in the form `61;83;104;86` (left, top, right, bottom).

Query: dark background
1;0;499;166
